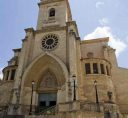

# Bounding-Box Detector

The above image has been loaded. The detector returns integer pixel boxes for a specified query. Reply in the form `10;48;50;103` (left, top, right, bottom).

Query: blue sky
0;0;128;78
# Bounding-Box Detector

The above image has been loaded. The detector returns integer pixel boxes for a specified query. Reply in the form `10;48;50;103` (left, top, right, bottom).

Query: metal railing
35;105;56;115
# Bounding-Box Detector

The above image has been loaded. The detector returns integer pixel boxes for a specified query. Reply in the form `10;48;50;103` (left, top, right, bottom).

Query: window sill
85;74;111;77
48;17;55;21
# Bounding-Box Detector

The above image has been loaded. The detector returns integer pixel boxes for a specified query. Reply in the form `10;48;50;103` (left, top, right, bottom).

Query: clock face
42;34;59;50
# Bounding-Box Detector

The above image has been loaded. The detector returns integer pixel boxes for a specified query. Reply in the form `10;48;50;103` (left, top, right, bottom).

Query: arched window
93;63;98;74
49;8;55;17
100;64;105;74
10;69;16;80
85;63;91;74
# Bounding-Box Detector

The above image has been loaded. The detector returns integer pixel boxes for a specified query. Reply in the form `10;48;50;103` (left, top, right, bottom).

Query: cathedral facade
0;0;128;118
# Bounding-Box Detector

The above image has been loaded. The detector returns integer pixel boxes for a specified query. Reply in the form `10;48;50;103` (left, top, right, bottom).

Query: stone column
3;70;8;81
68;31;77;102
9;39;27;115
8;70;12;81
104;64;107;75
98;62;101;74
90;62;93;74
68;31;77;76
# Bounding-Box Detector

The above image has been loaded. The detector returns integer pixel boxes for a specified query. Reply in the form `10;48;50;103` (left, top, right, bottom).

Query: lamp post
72;75;76;101
29;80;35;115
94;80;100;112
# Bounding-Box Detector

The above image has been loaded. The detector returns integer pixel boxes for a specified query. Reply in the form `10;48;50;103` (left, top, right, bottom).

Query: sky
0;0;128;79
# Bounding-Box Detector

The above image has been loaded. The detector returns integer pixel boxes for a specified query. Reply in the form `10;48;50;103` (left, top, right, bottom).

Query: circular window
42;34;59;50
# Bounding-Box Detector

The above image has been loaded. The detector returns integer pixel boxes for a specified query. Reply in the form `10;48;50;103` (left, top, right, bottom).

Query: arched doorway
21;53;69;113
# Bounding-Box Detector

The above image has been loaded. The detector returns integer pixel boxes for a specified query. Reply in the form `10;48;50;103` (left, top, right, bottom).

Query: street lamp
29;80;35;115
94;80;100;112
72;75;76;101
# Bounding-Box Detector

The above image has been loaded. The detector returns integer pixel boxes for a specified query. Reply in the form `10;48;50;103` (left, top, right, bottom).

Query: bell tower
36;0;72;30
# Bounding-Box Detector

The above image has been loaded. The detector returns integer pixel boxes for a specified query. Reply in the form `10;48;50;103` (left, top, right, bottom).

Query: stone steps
25;115;56;118
2;115;25;118
2;115;56;118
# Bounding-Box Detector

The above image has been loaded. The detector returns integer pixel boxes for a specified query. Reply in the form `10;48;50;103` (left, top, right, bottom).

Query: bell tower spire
36;0;72;30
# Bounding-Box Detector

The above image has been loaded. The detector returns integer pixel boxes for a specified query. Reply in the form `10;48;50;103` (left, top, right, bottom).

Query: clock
42;34;59;50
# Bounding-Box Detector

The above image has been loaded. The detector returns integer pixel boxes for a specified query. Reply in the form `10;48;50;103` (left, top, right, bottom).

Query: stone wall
111;67;128;113
0;81;14;107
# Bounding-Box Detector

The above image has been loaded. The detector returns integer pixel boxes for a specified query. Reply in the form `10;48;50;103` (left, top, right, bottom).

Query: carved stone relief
40;72;57;89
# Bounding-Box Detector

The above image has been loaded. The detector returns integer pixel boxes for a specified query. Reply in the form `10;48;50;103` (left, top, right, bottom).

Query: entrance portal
36;71;61;112
38;93;57;112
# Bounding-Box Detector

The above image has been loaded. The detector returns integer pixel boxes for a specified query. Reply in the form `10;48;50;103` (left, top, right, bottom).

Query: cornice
3;65;18;72
66;21;77;27
81;37;109;44
66;21;80;37
38;0;65;6
22;38;27;42
13;48;21;52
35;26;67;34
81;58;112;67
24;28;35;38
24;28;35;33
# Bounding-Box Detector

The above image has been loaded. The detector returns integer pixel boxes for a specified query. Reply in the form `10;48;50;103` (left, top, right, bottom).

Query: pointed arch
22;53;69;88
49;8;55;17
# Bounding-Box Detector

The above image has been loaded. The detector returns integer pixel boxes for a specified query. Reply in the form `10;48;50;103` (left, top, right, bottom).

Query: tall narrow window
100;64;105;74
49;8;55;17
85;63;91;74
10;69;16;80
93;63;98;74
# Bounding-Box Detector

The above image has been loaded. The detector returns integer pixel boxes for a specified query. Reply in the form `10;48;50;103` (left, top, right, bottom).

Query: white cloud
0;68;3;80
99;18;109;26
96;1;105;8
126;36;128;41
84;26;127;56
